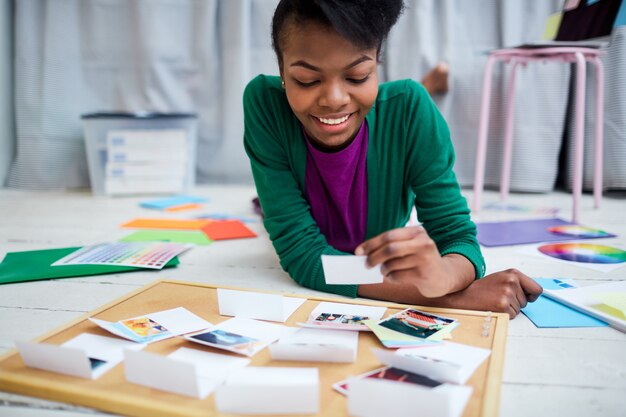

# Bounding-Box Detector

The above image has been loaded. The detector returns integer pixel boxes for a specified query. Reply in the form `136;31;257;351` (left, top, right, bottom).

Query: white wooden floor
0;185;625;417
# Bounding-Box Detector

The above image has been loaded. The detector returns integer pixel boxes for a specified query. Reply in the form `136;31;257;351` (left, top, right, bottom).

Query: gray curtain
8;0;279;190
0;0;14;186
565;25;626;192
384;0;569;192
5;0;626;192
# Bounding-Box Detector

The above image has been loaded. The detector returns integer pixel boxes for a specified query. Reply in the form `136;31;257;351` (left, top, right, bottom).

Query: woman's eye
294;79;319;87
347;75;370;84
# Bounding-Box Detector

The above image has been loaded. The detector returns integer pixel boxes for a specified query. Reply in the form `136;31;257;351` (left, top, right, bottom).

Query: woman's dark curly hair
271;0;404;67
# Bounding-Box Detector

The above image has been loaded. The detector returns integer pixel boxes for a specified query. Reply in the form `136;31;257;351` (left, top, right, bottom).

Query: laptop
517;0;623;49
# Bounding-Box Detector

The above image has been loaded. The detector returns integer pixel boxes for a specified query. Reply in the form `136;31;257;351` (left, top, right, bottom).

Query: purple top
304;122;368;253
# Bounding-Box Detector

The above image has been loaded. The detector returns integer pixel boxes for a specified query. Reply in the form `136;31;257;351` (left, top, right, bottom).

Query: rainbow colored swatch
547;225;611;238
538;243;626;264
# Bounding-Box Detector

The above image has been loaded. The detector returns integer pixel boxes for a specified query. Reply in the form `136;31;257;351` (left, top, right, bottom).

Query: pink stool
472;47;604;224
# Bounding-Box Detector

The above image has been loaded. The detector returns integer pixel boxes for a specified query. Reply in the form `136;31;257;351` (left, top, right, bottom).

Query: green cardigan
243;75;485;298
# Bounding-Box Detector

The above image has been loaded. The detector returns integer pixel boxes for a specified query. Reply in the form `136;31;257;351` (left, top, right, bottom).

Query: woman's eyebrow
289;55;373;72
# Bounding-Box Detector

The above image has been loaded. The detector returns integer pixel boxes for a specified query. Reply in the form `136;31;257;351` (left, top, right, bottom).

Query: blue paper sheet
139;195;207;210
522;278;608;328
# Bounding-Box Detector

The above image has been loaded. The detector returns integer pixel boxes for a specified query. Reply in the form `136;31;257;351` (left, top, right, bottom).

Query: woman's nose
318;81;349;109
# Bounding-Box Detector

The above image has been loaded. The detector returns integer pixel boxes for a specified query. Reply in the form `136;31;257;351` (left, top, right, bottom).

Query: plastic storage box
81;112;198;196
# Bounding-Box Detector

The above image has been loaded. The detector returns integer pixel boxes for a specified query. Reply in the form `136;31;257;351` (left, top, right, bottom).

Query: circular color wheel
547;225;611;238
538;243;626;264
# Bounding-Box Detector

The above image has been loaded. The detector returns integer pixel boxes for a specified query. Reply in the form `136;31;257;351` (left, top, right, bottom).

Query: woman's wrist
441;253;475;294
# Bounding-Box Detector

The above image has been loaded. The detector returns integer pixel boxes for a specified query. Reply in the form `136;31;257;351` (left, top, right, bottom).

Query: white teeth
317;114;350;125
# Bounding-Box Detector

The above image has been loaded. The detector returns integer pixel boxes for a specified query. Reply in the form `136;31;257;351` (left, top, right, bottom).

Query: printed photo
378;308;456;339
88;357;107;370
120;316;169;338
189;329;263;355
333;366;441;396
312;313;369;327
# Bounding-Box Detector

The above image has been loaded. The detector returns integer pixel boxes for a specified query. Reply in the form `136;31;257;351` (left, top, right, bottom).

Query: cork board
0;279;508;417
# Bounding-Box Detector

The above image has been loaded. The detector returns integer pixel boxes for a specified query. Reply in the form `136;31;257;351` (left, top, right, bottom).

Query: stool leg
500;60;520;202
591;56;604;209
473;55;497;212
572;52;586;224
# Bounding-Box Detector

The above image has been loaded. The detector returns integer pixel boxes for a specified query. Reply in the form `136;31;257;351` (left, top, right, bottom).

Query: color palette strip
51;242;192;270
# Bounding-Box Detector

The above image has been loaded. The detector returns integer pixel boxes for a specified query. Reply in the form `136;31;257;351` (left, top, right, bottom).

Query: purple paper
476;218;616;247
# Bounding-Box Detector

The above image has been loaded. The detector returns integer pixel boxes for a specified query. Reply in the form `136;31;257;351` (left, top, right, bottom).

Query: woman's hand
354;226;474;298
445;269;543;318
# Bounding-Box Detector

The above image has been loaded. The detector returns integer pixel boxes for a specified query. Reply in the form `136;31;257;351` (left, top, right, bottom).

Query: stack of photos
365;308;458;348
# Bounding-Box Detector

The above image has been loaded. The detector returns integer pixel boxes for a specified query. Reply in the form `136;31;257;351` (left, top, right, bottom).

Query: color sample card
521;278;608;328
201;220;257;240
476;218;615;247
90;307;213;344
120;230;213;246
51;242;192;269
121;218;210;230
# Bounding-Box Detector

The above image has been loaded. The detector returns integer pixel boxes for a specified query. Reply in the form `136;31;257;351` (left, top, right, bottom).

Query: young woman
243;0;542;318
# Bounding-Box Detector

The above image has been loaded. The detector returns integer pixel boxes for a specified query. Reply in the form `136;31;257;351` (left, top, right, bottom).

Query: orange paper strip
121;218;211;230
164;203;203;212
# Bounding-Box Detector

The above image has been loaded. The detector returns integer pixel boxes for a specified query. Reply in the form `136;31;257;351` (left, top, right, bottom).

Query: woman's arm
357;265;543;319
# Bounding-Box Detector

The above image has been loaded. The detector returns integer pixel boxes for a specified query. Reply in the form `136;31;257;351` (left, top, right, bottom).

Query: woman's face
280;21;379;151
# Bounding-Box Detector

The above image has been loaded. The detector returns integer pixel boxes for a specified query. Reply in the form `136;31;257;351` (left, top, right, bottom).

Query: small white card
376;342;491;384
215;367;319;414
185;317;296;357
269;328;358;363
217;288;306;322
299;301;387;331
16;333;145;379
348;376;472;417
90;307;212;344
124;347;250;399
321;255;383;285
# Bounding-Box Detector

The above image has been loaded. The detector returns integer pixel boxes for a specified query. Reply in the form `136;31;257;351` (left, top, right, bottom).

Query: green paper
119;230;213;246
0;247;179;285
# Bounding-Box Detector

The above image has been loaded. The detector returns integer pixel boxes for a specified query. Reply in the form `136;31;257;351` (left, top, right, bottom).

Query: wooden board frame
0;279;508;417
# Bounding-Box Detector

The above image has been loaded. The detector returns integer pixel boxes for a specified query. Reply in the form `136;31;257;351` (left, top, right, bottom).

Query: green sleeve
403;81;486;278
243;76;359;297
